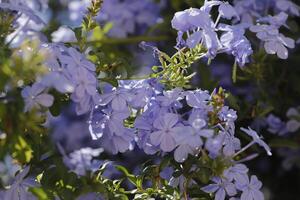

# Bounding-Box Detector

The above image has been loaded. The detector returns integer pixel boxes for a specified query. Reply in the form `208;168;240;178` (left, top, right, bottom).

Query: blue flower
99;88;132;111
63;147;104;176
205;133;225;159
201;176;237;200
21;83;54;112
224;164;249;184
266;114;288;135
236;175;264;200
240;127;272;156
219;24;253;67
173;116;213;162
250;12;295;59
276;0;300;16
223;130;241;156
4;166;38;200
156;88;183;108
150;113;181;152
96;0;162;38
185;89;210;109
218;106;238;129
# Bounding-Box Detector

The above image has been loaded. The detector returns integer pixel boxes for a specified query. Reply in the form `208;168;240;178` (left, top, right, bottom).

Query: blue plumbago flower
218;23;253;67
40;45;99;115
135;115;159;155
1;0;50;47
150;113;182;152
201;176;237;200
0;155;21;186
250;12;295;59
4;166;38;200
67;0;91;27
222;128;241;156
89;106;135;154
223;164;249;184
233;0;275;23
173;115;214;162
276;0;300;16
171;1;256;63
64;148;103;176
218;2;240;20
96;0;163;38
42;56;75;94
0;2;45;25
205;133;225;159
159;166;174;181
60;47;95;72
286;107;300;132
99;87;133;111
100;126;135;154
156;88;184;108
21;83;54;112
236;175;264;200
218;106;238;129
240;127;272;156
171;7;222;58
51;26;77;43
185;89;210;109
266;114;288;136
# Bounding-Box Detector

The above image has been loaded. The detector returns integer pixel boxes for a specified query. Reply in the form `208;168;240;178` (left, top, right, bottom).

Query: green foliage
152;45;206;89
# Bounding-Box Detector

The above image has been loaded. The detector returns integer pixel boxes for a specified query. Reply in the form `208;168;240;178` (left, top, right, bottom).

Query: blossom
60;47;95;72
266;114;288;135
0;3;45;25
250;12;295;59
96;0;162;38
286;107;300;132
99;88;132;111
156;88;183;108
240;127;272;156
0;155;21;186
63;148;104;176
218;106;238;129
21;83;54;112
135;115;159;155
236;175;264;200
101;127;135;154
171;7;222;57
205;133;225;158
224;164;249;184
218;2;240;20
51;26;77;43
201;177;237;200
150;113;181;152
276;0;300;16
218;24;253;67
173;117;213;162
4;166;38;200
185;89;210;109
223;132;241;156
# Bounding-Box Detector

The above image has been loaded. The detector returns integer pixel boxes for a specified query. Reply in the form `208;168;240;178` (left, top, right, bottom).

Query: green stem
232;61;238;83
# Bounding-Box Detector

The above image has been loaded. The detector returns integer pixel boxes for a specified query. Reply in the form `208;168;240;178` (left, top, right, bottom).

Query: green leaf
115;165;138;187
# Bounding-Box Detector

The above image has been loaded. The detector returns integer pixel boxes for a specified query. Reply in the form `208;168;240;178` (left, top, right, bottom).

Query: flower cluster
267;107;300;135
89;79;272;194
0;0;49;47
202;164;264;200
2;0;300;199
96;0;163;38
171;0;297;68
21;44;99;115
